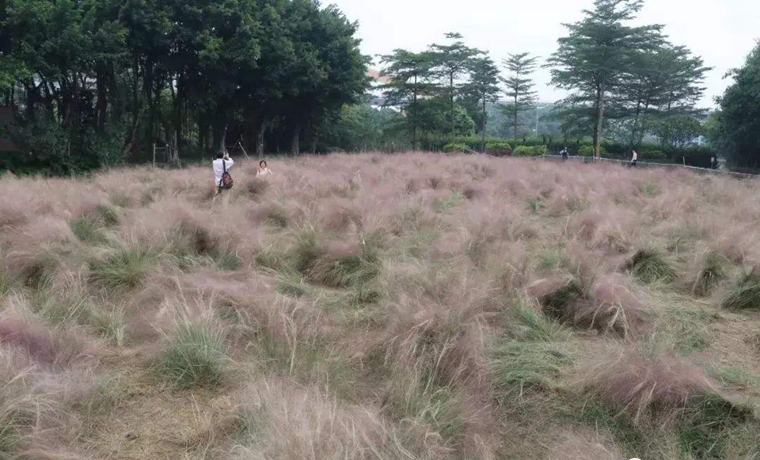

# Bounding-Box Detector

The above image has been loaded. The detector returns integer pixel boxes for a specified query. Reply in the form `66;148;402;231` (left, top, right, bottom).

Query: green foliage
721;270;760;311
501;52;538;141
654;115;704;150
715;43;760;169
321;104;409;152
157;319;227;389
492;340;574;400
509;303;571;343
513;145;546;156
549;1;709;161
442;143;469;153
626;249;677;284
90;248;154;291
288;234;380;290
676;393;751;460
485;141;512;153
2;0;368;172
89;306;127;347
70;205;119;244
578;145;606;157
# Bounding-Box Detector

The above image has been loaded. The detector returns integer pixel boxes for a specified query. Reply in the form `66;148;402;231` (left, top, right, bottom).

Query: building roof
367;69;392;85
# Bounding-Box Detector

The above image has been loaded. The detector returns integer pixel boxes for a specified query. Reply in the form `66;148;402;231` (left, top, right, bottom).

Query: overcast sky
330;0;759;108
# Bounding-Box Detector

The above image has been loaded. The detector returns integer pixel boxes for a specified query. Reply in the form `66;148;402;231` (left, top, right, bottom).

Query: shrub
513;146;539;157
442;143;469;153
578;145;607;157
721;269;760;311
485;141;512;155
641;149;666;161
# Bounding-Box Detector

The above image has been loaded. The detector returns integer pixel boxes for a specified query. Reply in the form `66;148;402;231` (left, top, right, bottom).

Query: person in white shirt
256;160;273;177
630;150;638;167
212;151;234;205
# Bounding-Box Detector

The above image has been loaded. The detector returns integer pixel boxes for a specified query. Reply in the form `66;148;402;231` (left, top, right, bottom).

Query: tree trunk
256;118;268;158
412;76;418;151
481;97;487;153
219;125;227;153
310;127;318;154
173;76;183;163
291;121;301;156
145;57;155;152
593;87;605;160
629;98;642;149
96;68;108;134
513;98;518;144
450;72;455;137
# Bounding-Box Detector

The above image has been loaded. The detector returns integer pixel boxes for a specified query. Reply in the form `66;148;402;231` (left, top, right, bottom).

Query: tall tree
500;52;538;142
380;50;435;150
620;42;709;148
715;43;760;168
462;56;500;150
549;0;662;159
429;33;482;137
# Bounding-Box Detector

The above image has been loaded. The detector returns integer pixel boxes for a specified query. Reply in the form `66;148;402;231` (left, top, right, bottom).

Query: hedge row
428;135;717;166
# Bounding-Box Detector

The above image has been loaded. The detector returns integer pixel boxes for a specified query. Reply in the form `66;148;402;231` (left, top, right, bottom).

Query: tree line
379;0;711;158
0;0;368;173
708;42;760;169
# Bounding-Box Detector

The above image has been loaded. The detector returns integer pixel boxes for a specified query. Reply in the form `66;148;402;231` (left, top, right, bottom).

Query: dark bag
220;160;234;190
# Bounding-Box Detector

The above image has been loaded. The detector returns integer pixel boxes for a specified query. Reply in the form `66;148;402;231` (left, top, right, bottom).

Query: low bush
442;143;469;153
513;145;545;157
485;141;512;156
578;145;607;157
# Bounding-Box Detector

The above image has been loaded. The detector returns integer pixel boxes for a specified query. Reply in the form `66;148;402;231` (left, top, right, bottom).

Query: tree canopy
713;43;760;169
0;0;368;172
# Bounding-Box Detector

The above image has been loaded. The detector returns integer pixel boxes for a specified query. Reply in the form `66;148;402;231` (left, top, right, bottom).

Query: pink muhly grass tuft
579;350;719;424
529;273;647;337
0;312;95;367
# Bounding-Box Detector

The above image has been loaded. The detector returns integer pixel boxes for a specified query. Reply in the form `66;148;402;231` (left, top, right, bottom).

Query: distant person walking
561;147;569;160
630;150;638;167
256;160;274;177
212;151;234;206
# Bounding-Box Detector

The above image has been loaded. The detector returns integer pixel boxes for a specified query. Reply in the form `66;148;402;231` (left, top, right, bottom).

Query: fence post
152;143;156;168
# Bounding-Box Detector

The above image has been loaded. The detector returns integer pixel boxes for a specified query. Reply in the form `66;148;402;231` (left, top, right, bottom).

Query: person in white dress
256;160;274;177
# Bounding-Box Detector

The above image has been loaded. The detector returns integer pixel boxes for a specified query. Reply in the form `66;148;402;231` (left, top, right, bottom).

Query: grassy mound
721;269;760;311
626;249;677;284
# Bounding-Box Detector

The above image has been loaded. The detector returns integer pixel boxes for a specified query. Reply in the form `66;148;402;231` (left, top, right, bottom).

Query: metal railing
532;154;758;179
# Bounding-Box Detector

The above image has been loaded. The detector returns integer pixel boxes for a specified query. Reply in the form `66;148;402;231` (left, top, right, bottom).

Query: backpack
219;160;234;189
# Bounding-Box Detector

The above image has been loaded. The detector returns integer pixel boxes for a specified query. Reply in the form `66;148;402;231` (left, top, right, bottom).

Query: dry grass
1;153;759;459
